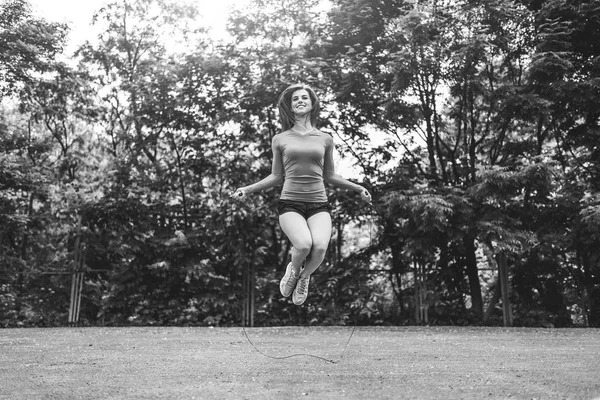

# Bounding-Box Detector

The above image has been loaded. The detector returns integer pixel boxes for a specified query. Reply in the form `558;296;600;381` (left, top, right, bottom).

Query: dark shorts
277;199;331;219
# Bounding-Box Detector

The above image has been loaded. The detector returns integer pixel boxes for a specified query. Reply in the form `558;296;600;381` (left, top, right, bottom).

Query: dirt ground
1;326;599;399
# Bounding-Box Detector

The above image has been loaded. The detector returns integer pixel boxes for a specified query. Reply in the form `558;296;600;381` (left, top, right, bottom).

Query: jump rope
238;198;376;364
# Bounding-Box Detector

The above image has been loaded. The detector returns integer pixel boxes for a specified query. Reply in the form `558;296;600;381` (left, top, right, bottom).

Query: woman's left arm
323;135;372;203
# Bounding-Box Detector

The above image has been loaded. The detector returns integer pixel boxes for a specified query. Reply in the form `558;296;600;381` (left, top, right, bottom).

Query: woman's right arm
235;136;284;196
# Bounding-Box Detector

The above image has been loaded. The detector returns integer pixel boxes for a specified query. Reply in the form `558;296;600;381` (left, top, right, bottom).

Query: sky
27;0;248;51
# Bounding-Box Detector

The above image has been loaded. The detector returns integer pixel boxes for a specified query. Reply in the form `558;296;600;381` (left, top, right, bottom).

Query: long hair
277;84;320;131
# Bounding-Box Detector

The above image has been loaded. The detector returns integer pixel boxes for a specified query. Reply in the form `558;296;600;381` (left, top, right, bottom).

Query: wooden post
242;260;255;327
497;252;513;327
414;259;420;323
249;261;255;327
68;220;85;327
414;259;428;324
420;261;428;324
242;265;248;327
68;271;79;326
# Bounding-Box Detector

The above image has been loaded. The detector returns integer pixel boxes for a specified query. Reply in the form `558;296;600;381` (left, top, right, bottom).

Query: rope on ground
242;323;357;364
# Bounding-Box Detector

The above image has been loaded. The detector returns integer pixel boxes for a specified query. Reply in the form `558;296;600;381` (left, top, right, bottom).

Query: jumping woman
232;84;371;305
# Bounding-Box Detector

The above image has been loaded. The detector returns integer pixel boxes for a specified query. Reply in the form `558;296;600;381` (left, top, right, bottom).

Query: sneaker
280;262;300;297
293;276;310;305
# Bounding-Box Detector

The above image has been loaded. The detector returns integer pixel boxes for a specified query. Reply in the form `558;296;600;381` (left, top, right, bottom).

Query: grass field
1;326;599;399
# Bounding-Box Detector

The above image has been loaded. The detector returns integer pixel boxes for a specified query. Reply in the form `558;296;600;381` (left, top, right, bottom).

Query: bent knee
310;244;328;258
293;242;313;257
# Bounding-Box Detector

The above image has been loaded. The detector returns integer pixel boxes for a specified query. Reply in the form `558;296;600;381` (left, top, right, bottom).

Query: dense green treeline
1;0;598;327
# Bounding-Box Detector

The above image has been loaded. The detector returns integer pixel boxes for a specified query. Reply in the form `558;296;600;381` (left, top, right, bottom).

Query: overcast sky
27;0;248;51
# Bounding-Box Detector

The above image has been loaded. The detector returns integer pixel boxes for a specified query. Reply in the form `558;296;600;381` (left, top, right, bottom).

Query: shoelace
285;270;299;288
296;277;309;294
285;278;297;291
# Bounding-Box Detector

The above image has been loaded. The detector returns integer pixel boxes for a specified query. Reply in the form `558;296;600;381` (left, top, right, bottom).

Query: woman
232;84;371;305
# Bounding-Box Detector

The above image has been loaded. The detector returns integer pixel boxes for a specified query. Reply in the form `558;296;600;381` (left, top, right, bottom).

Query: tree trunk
388;232;405;310
463;235;484;320
581;252;599;327
484;276;501;323
391;270;404;314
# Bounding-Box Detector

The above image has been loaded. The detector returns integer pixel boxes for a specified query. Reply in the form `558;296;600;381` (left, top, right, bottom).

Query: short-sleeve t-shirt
272;129;335;203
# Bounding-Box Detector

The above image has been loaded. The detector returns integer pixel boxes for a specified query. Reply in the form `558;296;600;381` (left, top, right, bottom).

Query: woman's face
291;89;313;117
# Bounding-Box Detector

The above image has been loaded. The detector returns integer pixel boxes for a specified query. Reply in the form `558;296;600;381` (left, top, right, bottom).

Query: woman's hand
231;188;247;199
360;188;372;204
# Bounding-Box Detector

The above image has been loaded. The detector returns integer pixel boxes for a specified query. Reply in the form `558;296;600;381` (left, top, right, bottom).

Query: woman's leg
300;211;332;278
278;211;312;274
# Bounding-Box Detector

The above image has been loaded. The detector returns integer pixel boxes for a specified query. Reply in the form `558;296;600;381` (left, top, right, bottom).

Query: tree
0;0;79;326
0;0;68;98
322;0;553;324
527;0;600;326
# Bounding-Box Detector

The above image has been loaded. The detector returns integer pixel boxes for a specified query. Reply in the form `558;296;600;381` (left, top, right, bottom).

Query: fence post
242;257;255;328
68;219;85;327
414;259;428;324
497;252;513;327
